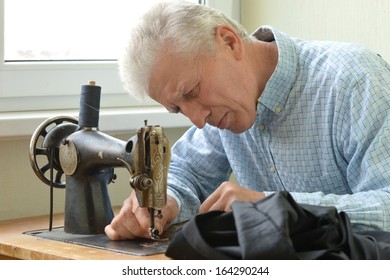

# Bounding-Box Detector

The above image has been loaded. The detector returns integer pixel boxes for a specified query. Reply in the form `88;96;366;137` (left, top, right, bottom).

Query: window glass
4;0;199;61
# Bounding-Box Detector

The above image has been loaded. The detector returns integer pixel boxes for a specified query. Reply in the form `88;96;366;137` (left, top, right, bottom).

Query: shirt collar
252;26;298;114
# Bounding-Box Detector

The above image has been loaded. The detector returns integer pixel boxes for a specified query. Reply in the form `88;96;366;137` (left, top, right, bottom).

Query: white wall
207;0;241;22
241;0;390;61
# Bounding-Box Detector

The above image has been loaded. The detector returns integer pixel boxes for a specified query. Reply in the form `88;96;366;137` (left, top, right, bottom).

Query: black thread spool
79;81;101;128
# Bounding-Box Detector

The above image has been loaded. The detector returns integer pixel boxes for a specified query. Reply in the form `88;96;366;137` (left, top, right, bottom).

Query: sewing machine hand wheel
29;116;79;188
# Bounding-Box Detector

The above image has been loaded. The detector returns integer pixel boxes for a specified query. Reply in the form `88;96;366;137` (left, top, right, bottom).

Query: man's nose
181;104;207;129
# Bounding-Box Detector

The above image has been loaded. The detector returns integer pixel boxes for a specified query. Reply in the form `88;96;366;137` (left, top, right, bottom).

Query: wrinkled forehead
147;51;203;100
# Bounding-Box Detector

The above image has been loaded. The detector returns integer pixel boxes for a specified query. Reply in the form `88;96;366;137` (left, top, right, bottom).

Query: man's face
148;45;258;134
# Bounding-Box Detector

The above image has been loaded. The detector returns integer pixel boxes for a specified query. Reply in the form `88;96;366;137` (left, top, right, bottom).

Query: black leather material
165;192;390;259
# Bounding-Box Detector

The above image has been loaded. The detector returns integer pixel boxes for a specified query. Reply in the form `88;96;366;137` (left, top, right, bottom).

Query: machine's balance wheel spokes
29;116;79;188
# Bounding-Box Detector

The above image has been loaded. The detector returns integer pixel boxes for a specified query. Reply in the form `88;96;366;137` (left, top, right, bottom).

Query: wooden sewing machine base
0;211;171;260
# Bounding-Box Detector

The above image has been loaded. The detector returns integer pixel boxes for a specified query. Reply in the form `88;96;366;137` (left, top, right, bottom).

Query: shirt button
275;107;282;113
270;166;277;173
259;124;266;131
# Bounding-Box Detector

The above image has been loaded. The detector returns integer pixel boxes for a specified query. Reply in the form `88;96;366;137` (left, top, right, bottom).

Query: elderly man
105;1;390;240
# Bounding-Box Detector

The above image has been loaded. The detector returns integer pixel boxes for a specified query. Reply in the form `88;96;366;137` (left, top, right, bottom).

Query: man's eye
182;91;193;100
183;84;199;100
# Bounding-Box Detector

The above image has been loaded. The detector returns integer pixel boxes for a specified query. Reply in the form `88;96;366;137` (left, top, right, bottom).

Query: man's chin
225;125;250;134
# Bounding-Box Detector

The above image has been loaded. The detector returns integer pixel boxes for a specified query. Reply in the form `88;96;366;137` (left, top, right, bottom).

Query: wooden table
0;212;169;260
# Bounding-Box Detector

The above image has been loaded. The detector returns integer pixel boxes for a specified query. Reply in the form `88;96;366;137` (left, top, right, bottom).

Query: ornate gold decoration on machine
120;121;171;239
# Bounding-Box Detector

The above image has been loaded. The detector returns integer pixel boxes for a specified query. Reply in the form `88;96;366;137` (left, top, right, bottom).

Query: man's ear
215;24;244;60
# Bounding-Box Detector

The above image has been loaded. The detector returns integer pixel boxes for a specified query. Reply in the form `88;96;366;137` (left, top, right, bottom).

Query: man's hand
199;181;265;213
105;192;178;240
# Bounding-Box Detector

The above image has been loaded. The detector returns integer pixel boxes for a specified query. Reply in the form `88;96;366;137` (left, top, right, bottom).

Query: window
0;0;238;136
5;1;136;61
1;0;201;113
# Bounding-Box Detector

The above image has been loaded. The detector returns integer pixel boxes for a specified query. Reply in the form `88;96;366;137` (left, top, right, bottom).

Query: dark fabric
165;191;390;259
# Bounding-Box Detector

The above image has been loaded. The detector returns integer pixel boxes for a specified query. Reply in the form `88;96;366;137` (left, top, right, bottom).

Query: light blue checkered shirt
167;26;390;231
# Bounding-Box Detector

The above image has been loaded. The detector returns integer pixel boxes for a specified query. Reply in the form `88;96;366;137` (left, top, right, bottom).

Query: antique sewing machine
28;81;171;245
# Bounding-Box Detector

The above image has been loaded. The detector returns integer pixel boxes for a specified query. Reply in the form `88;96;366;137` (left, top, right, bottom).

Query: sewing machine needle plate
23;227;173;256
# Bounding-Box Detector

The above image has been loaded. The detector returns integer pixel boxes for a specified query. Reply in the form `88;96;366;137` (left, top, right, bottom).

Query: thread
79;82;101;128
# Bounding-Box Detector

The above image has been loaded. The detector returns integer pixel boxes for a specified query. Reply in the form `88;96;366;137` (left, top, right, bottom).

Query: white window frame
0;0;239;137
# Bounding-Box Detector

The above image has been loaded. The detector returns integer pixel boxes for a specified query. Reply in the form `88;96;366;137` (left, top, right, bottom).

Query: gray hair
119;1;251;100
